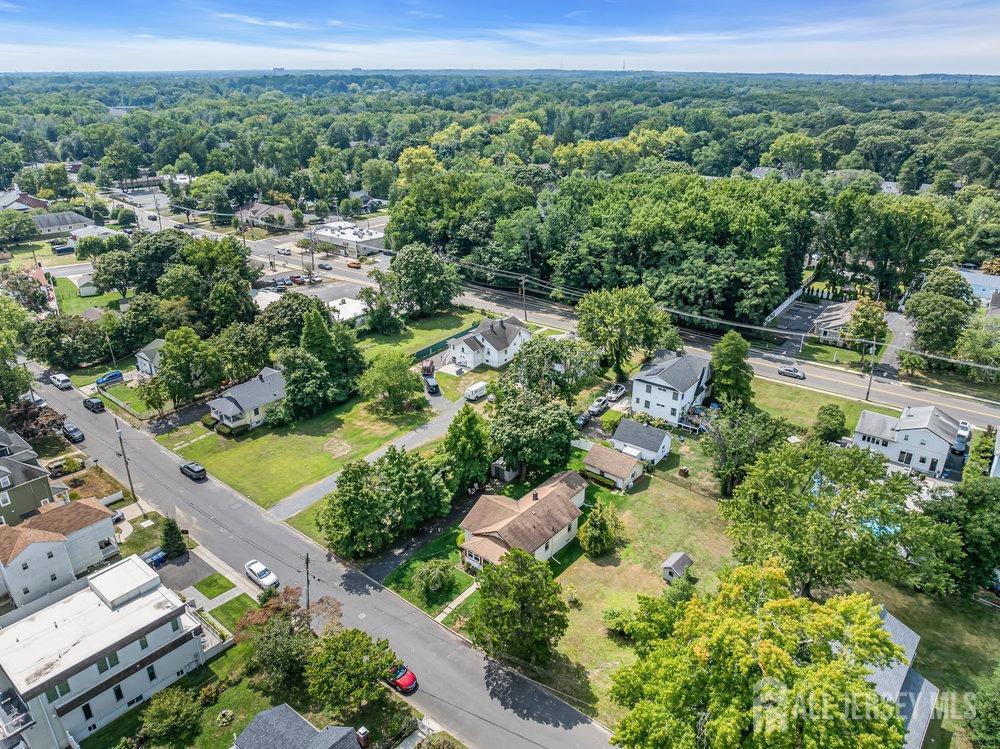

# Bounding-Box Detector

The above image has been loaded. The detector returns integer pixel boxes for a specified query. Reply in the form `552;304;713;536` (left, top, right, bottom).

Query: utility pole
305;553;310;610
519;276;527;322
151;190;163;232
115;418;142;513
105;333;117;367
864;341;876;401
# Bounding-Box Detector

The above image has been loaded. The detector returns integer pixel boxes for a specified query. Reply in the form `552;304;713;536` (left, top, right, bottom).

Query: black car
83;397;106;413
62;422;85;443
423;376;440;396
180;461;207;480
317;262;333;270
574;412;591;429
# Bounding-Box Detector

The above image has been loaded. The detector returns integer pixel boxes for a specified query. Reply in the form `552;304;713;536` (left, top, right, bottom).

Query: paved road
28;368;612;749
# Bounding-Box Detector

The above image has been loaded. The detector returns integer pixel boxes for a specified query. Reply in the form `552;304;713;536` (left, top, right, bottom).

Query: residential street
26;366;612;749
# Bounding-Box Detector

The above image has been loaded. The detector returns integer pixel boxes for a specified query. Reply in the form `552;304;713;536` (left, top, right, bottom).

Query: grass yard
659;433;721;497
3;240;79;269
54;276;129;316
66;356;137;387
159;398;429;508
208;593;258;634
361;308;484;361
66;466;128;501
287;500;326;546
101;381;165;418
799;341;864;366
383;522;475;615
898;369;1000;404
118;512;197;558
435;365;500;402
29;433;74;460
855;581;1000;749
752;377;899;434
193;572;235;599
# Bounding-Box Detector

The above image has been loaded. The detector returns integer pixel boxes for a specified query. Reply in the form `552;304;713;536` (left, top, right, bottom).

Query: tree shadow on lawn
484;655;600;723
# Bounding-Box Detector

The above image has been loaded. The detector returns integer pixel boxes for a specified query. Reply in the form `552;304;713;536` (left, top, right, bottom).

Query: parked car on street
777;366;806;380
276;248;292;256
180;461;207;480
317;262;333;270
20;391;47;408
83;397;106;413
306;274;321;284
606;383;627;402
245;560;279;589
588;396;609;416
50;373;72;390
95;370;124;386
387;665;418;694
575;412;591;429
62;422;85;444
289;274;304;285
146;214;157;221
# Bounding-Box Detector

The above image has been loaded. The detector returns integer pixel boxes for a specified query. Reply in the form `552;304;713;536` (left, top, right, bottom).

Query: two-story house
629;351;712;425
460;471;586;570
0;556;206;749
0;498;118;608
207;367;286;431
447;317;531;369
0;428;68;527
853;406;959;477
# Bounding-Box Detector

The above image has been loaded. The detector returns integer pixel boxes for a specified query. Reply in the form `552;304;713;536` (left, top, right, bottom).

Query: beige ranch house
460;471;586;569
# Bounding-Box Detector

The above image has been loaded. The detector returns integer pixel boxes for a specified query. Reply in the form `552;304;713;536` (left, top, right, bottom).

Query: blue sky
1;0;998;74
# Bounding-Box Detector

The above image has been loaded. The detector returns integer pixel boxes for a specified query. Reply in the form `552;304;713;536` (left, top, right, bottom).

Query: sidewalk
269;397;466;520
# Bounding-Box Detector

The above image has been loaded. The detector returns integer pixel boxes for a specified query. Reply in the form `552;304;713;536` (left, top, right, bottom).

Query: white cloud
564;10;588;20
215;13;304;29
0;1;21;10
326;19;344;27
405;10;443;19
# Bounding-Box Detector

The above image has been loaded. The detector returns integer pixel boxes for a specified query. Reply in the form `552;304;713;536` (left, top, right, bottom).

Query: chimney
532;491;539;501
356;726;371;748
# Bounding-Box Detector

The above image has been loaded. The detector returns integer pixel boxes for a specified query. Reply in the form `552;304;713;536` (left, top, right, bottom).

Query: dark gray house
232;704;359;749
0;428;67;526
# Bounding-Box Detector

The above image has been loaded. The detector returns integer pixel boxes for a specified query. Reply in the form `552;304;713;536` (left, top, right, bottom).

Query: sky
0;0;998;75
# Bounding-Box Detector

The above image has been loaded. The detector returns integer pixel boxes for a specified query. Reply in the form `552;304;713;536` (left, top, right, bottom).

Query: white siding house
0;556;206;749
611;418;672;464
208;367;286;431
32;211;94;237
135;338;165;377
853;406;959;477
448;316;531;369
629;351;712;425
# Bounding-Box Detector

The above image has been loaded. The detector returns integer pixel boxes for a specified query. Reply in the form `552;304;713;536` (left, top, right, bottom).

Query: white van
464;382;488;401
50;373;72;390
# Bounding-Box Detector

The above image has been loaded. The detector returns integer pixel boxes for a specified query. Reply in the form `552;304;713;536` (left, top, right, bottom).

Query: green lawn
118;512;197;558
287;500;326;546
3;240;79;269
101;381;167;419
752;377;899;434
29;434;74;460
435;365;500;402
899;369;1000;404
54;275;129;316
193;572;235;599
208;593;258;634
361;308;484;361
158;398;429;508
66;356;137;387
799;341;864;366
383;522;475;615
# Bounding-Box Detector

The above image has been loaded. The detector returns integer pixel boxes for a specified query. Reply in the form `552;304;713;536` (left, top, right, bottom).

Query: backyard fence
410;321;481;363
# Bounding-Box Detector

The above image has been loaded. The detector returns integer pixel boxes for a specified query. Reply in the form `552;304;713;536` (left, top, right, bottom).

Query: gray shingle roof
663;552;692;574
632;351;710;392
897;406;960;445
613;418;670;453
855;411;899;442
137;338;166;367
32;211;93;230
208;367;285;418
233;704;356;749
469;316;528;352
0;428;48;486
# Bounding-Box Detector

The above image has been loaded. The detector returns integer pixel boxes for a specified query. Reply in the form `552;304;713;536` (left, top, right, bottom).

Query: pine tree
579;497;627;557
161;517;186;558
442;405;490;493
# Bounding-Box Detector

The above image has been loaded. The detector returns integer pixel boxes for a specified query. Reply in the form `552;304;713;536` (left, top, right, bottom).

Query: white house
66;274;98;298
630;350;712;426
68;225;123;247
0;556;206;749
957;267;1000;302
583;444;644;490
207;367;286;431
0;498;117;608
810;300;865;345
853;406;960;477
327;297;367;328
32;211;94;237
460;471;586;569
611;418;672;464
447;316;531;369
135;338;165;377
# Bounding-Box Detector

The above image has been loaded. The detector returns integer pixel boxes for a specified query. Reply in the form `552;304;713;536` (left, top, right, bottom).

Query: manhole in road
229;502;243;510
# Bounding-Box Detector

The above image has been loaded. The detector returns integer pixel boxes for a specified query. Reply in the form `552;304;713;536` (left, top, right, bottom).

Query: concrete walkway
435;582;479;623
181;582;245;611
269;396;466;520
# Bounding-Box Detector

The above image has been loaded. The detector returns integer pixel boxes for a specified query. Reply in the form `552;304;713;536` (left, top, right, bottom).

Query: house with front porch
207;367;286;432
459;471;586;569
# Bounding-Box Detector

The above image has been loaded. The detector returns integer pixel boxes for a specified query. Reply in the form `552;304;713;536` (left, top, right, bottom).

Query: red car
388;665;418;694
289;274;305;285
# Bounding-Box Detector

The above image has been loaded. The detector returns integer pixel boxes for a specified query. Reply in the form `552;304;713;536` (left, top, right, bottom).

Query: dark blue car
95;370;124;386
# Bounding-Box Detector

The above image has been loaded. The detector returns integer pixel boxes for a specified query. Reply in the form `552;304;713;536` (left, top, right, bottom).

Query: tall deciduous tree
158;326;216;405
467;549;569;665
442;404;491;493
811;403;847;443
300;309;365;401
577;286;679;382
489;385;576;479
278;347;334;418
370;243;461;318
710;330;754;408
972;663;1000;749
701;406;791;497
578;497;627;558
723;442;963;599
306;628;398;720
502;335;600;404
842;296;889;364
610;562;906;749
358;350;423;413
92;250;136;298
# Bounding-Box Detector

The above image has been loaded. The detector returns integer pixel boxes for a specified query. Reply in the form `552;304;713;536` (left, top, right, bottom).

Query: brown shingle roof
461;471;584;559
24;498;112;535
583;444;642;480
0;526;65;565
